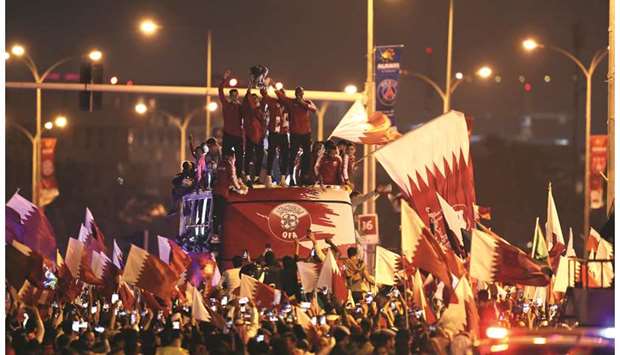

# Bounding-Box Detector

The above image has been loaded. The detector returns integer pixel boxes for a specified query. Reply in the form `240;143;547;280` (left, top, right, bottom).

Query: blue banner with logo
375;45;403;124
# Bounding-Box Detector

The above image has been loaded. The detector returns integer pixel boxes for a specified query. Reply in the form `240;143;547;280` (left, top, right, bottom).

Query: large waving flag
437;277;479;339
316;250;348;302
6;192;57;261
157;235;191;276
239;274;282;308
83;208;107;253
376;111;476;249
470;228;550;286
122;245;179;301
329;100;400;145
401;201;455;296
374;246;401;286
545;185;565;267
297;261;320;292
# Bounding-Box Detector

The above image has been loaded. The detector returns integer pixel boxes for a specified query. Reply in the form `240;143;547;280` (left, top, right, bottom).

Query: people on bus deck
261;83;290;188
342;142;357;188
276;86;317;185
219;70;244;175
242;83;268;187
194;142;210;191
315;140;344;187
169;161;195;214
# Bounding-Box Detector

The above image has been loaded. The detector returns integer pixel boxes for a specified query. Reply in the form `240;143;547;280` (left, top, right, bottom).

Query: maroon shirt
260;89;288;134
242;92;267;144
218;80;243;137
276;90;316;135
316;154;344;185
214;159;236;198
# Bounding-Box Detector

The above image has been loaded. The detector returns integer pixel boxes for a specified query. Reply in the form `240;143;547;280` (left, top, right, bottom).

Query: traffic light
79;61;103;111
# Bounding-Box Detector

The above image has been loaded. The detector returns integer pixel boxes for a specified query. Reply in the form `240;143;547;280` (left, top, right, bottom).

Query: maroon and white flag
412;269;435;323
6;240;44;289
18;280;55;306
376;111;476;249
6;191;57;261
437;276;479;339
239;274;282;308
65;237;114;287
545;186;565;269
297;261;321;292
112;239;124;270
157;235;191;276
122;245;179;301
401;201;456;298
374;246;401;286
83;208;107;253
191;286;211;322
316;250;348;302
470;228;550;286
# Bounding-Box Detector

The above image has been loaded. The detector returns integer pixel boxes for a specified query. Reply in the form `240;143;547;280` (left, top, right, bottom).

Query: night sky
5;0;611;250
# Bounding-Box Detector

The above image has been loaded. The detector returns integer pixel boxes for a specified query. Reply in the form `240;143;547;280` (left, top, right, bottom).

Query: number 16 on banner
357;214;379;244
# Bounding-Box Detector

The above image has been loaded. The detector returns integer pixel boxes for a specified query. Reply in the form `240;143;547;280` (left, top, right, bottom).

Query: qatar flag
329;100;401;145
375;111;476;250
239;274;282;308
157;235;191;276
316;250;348;302
545;186;565;270
6;191;57;261
83;208;107;253
122;245;179;301
437;276;479;339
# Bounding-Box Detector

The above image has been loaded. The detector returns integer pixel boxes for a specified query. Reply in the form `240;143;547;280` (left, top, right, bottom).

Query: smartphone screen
72;321;80;332
221;296;228;306
111;293;119;304
173;321;180;330
91;306;97;314
239;297;248;305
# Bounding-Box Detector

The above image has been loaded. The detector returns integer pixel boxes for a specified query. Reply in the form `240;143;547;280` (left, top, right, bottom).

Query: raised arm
219;70;231;103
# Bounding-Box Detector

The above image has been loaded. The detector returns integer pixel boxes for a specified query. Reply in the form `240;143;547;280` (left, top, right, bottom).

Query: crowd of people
170;70;359;215
6;231;572;355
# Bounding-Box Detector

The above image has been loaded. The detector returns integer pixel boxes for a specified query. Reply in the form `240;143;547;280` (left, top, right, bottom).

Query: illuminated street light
135;102;148;115
229;78;238;87
54;115;68;128
11;45;25;56
139;19;160;36
344;84;358;94
274;82;284;90
44;121;54;130
110;76;119;85
88;50;103;62
544;75;551;83
455;72;464;80
476;66;493;79
207;101;218;112
522;39;539;51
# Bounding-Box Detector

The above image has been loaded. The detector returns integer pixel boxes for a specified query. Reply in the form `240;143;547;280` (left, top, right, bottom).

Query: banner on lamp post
375;45;403;125
39;138;59;207
590;135;608;209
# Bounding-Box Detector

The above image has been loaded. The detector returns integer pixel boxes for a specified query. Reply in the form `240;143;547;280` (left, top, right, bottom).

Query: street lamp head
274;82;284;90
344;84;358;95
229;78;238;87
110;76;119;85
44;121;54;130
207;101;218;112
477;66;493;79
135;102;148;115
522;39;539;51
11;45;25;57
455;72;464;80
88;50;103;62
140;19;160;36
54;115;68;128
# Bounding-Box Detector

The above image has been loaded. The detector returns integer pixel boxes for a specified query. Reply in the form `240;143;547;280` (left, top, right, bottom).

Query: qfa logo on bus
267;203;312;242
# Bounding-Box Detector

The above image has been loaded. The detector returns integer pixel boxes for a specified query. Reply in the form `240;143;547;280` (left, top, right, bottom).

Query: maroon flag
157;235;191;276
240;274;282;308
470;228;550;286
55;250;83;303
83;208;107;253
6;192;57;261
122;245;179;301
316;250;348;302
6;240;44;289
376;111;476;250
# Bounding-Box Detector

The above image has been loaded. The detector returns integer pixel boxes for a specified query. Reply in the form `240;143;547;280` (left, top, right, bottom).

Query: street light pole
363;0;376;214
444;0;454;113
525;42;608;244
205;30;213;139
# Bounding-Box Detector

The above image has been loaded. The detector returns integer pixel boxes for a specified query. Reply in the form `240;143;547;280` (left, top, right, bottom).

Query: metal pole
317;102;329;141
143;229;149;251
443;0;454;113
34;85;42;206
363;0;376;214
206;30;213;139
180;125;187;163
607;0;615;215
584;74;592;243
